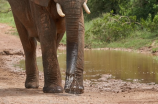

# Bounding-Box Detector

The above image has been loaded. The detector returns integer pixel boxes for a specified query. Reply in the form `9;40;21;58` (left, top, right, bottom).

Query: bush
85;13;139;48
140;13;158;32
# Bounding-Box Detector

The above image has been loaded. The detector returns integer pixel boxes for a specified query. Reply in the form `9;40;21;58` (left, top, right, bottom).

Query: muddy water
16;50;158;84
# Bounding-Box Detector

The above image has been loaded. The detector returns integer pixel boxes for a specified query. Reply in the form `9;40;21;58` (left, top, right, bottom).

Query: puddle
16;50;158;84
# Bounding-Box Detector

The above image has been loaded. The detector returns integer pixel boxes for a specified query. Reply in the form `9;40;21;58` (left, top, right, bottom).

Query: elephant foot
25;82;39;89
65;85;84;94
25;74;39;89
64;74;84;94
43;85;63;93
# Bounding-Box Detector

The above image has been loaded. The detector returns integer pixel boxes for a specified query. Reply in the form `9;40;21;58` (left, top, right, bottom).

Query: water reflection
84;50;158;83
16;50;158;83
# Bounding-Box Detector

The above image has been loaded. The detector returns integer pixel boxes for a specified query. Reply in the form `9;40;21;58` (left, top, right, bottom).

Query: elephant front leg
32;7;63;93
41;48;63;93
40;29;63;93
39;23;63;93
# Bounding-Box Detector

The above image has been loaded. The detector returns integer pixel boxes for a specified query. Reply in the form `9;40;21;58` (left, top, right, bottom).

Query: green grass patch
106;38;152;49
0;12;15;27
105;31;157;49
0;1;18;36
60;33;66;44
0;11;18;36
0;1;15;27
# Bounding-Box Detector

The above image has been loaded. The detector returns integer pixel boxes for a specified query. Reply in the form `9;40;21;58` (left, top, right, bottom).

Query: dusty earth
1;23;158;104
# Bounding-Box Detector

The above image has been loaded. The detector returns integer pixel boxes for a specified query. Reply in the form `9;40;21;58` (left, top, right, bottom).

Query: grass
0;1;18;36
106;38;152;49
0;11;18;36
105;31;157;49
0;1;15;27
60;33;66;44
0;12;15;27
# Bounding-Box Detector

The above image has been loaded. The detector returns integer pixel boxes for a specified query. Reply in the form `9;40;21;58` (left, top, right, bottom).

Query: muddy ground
1;23;158;104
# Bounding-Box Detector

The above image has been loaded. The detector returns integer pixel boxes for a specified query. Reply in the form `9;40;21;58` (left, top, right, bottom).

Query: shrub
141;13;158;32
85;13;139;48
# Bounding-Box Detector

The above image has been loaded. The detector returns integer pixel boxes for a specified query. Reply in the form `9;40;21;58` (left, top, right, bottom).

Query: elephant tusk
56;3;65;17
85;0;88;3
83;2;91;14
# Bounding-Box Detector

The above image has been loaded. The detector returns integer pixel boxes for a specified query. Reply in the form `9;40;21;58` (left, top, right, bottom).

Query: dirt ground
1;23;158;104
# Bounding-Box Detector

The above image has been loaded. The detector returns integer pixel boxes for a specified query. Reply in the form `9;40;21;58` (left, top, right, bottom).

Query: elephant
8;0;90;94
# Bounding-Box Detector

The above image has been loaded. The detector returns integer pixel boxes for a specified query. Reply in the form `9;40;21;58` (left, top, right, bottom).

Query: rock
2;50;24;56
3;50;12;55
0;51;5;55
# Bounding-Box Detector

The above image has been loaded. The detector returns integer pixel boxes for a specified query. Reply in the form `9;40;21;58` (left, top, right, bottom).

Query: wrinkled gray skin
8;0;85;94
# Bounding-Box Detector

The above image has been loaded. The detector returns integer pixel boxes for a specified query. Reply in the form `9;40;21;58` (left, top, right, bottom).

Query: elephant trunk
65;8;84;76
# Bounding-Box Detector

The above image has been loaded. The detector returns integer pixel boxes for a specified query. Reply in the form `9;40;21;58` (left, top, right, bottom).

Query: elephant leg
13;14;39;88
30;4;63;93
40;29;63;93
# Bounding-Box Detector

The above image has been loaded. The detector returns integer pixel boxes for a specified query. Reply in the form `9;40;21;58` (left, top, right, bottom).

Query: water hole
16;50;158;84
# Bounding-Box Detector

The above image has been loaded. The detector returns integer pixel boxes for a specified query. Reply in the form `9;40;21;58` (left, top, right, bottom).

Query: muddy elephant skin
8;0;88;94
